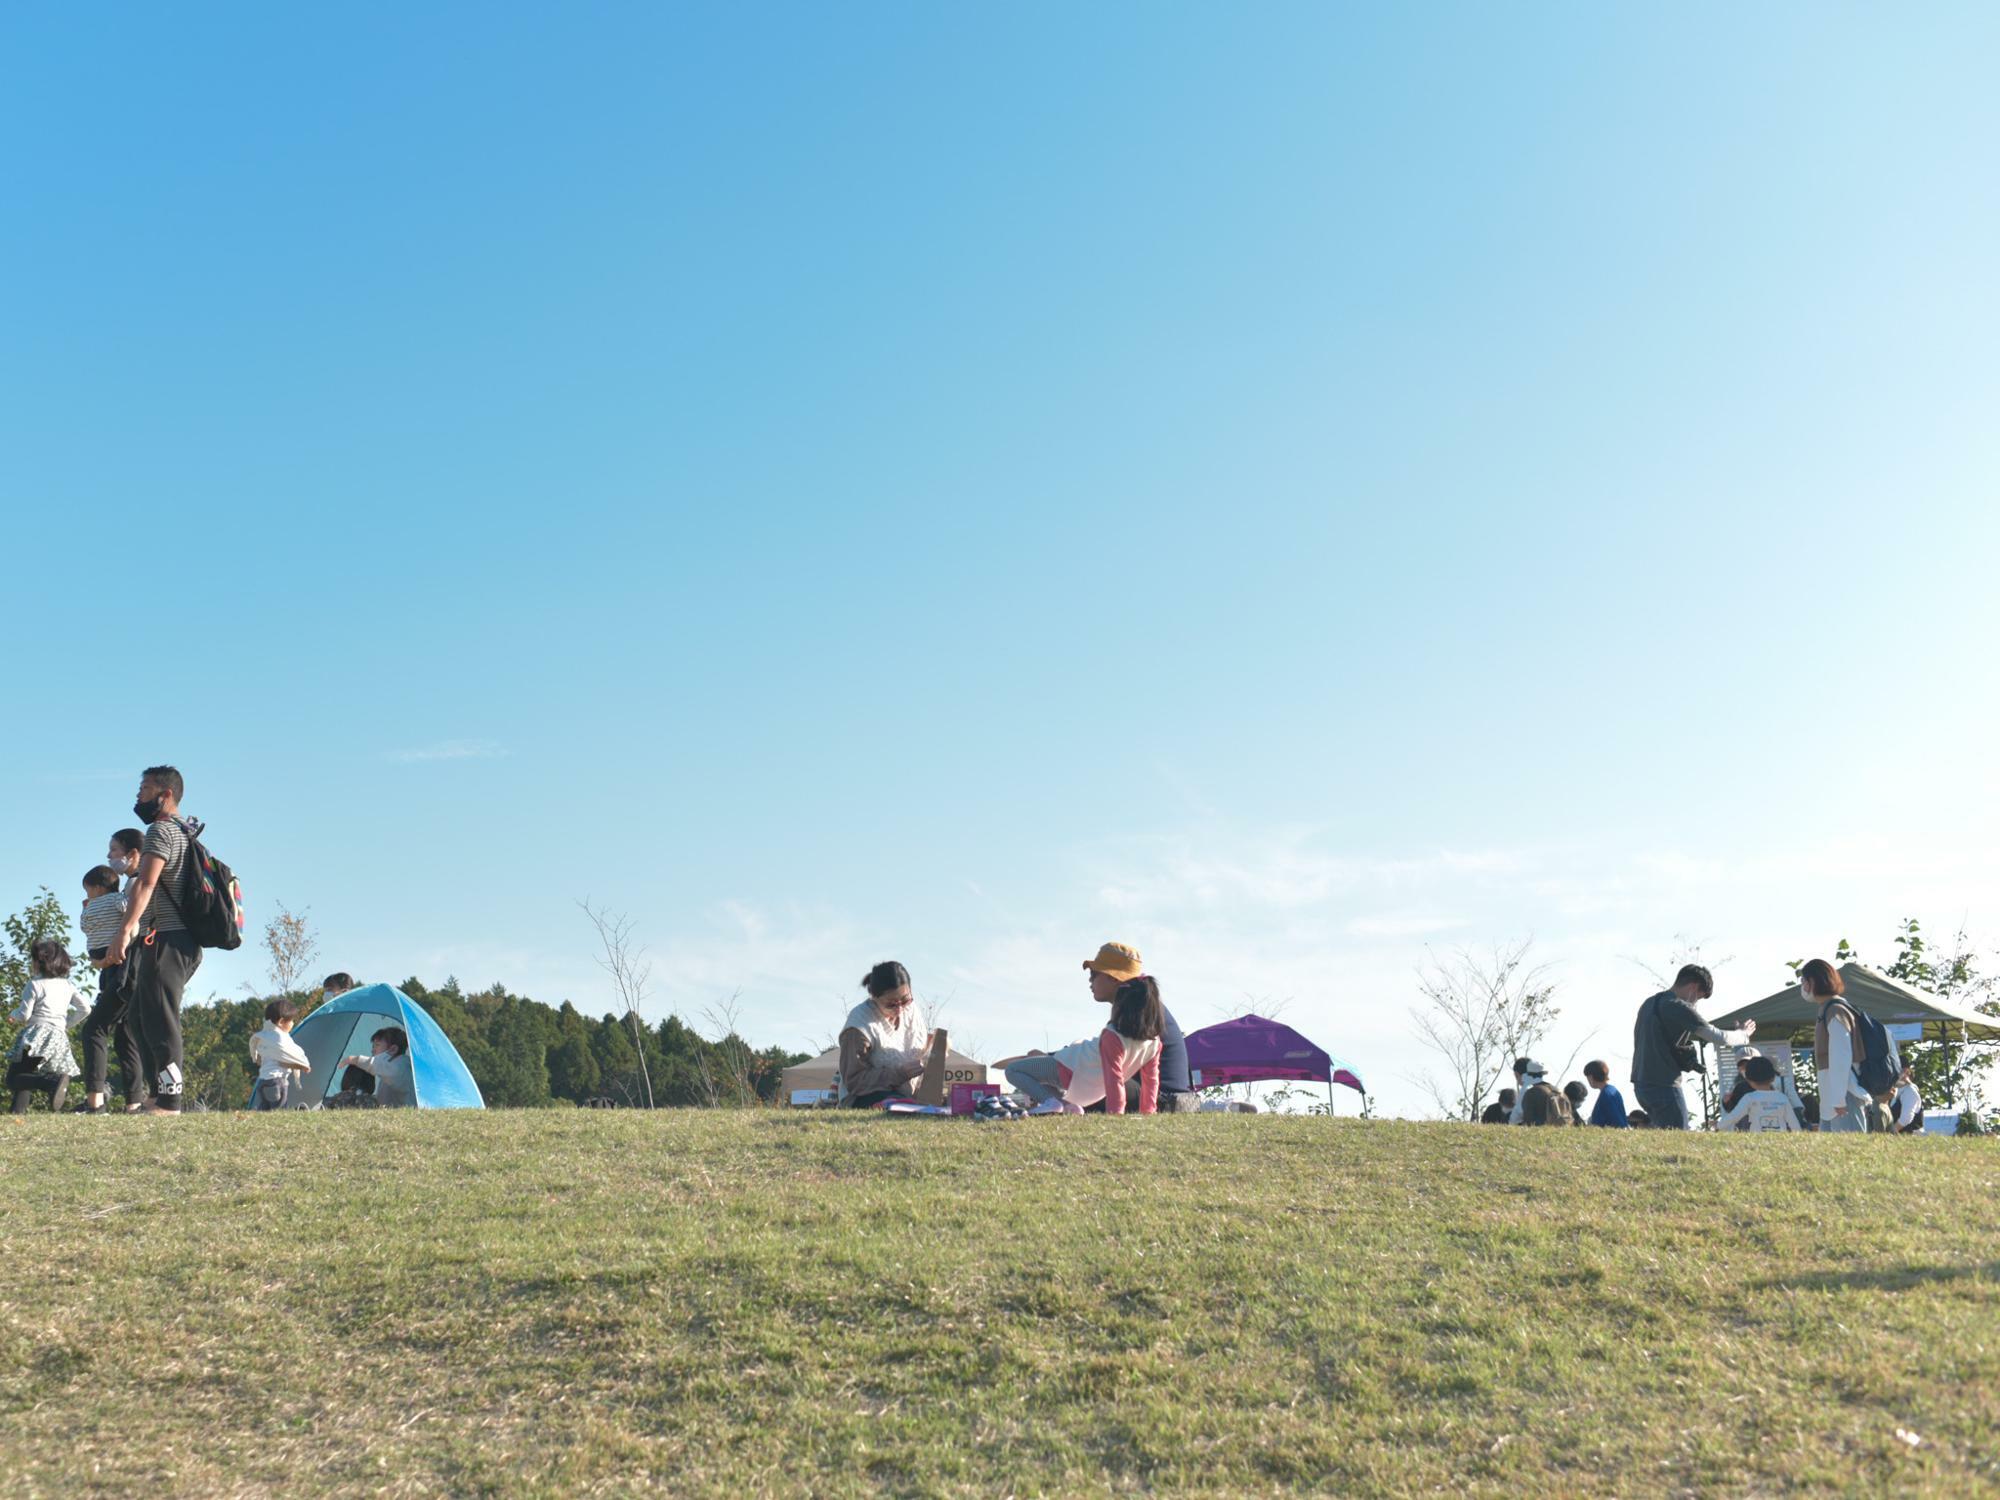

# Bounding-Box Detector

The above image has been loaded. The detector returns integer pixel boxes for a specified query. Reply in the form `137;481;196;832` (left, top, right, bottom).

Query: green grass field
3;1112;1996;1497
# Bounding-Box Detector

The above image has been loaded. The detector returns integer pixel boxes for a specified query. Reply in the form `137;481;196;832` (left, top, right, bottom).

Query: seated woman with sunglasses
839;961;932;1107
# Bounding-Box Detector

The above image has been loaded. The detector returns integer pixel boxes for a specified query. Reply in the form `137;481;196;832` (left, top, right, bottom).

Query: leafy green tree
181;997;267;1110
1788;921;1998;1110
589;1012;644;1106
479;996;556;1106
3;887;95;1006
1880;920;1998;1107
547;1003;602;1102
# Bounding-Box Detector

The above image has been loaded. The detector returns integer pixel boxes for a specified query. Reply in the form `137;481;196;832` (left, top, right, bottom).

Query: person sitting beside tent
838;962;930;1107
1891;1063;1924;1134
341;1026;415;1108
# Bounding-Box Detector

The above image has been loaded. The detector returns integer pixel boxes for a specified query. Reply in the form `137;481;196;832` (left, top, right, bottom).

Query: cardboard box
915;1029;951;1106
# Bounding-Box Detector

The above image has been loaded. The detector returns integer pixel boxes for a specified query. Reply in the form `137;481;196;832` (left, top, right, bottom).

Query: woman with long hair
1804;959;1866;1133
1004;975;1166;1115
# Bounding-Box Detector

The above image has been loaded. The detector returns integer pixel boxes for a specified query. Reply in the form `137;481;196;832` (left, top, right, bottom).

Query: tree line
178;976;810;1110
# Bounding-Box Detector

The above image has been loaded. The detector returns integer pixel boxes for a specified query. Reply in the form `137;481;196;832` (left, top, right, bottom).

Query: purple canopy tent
1185;1014;1365;1111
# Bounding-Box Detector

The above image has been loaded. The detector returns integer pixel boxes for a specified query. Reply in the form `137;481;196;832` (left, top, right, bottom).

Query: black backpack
1823;999;1900;1097
169;816;246;951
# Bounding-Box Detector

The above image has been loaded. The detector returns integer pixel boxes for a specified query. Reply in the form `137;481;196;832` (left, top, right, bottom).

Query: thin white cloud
387;740;508;764
1345;912;1466;940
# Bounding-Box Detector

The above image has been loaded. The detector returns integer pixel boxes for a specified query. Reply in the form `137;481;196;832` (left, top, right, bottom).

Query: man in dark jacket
1630;965;1754;1129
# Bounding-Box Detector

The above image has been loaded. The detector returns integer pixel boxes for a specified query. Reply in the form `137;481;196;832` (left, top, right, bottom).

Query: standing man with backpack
105;766;204;1115
1630;964;1756;1130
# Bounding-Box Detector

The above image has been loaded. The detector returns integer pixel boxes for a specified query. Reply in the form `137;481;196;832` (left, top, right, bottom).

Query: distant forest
178;976;812;1110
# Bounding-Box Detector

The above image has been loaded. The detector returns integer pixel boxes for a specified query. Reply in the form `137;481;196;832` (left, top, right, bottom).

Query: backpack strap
150;814;198;932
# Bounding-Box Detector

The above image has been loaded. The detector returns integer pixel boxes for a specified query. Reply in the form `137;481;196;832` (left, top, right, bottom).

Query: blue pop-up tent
263;983;485;1109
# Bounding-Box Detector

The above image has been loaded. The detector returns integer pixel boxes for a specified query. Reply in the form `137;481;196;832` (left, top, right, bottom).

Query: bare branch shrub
699;988;758;1107
1409;940;1559;1121
580;899;655;1109
262;903;319;999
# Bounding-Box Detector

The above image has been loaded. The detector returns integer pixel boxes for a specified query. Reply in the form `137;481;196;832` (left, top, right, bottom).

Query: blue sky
5;3;1997;1113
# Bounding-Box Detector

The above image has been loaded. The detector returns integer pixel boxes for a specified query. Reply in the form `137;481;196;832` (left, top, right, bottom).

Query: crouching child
250;998;311;1110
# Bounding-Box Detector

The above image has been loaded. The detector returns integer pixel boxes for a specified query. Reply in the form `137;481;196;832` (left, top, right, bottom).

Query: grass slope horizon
3;1114;1996;1497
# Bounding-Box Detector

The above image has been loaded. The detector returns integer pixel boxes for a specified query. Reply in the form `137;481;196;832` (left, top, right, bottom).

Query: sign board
1886;1023;1924;1043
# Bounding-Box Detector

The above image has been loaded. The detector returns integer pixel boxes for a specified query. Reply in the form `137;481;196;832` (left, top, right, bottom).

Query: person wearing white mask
78;828;151;1113
1805;959;1868;1133
1507;1058;1551;1123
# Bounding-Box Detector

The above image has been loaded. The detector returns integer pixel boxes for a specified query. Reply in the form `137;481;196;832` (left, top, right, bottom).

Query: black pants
81;961;150;1101
132;930;202;1103
7;1062;69;1114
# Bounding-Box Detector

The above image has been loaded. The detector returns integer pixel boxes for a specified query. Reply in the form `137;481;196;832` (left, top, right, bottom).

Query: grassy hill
3;1112;1996;1498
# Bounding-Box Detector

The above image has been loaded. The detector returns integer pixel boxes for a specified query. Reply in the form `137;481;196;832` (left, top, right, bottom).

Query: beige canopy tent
780;1045;994;1104
1710;963;2000;1042
1710;963;2000;1110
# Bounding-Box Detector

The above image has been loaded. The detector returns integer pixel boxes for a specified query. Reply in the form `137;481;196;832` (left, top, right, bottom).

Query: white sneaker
1028;1098;1068;1116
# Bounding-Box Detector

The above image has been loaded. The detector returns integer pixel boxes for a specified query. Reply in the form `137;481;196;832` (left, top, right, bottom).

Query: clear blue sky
6;3;1997;1113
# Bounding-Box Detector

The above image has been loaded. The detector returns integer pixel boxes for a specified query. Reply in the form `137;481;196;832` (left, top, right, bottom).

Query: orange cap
1082;942;1144;981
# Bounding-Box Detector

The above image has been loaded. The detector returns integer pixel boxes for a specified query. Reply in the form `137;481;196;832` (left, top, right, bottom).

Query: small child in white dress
8;941;89;1113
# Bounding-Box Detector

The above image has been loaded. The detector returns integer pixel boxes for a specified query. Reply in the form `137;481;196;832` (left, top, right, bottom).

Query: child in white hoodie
249;998;311;1110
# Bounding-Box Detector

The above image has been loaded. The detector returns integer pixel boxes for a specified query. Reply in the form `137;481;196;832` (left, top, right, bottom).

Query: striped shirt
141;817;192;933
80;891;129;955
